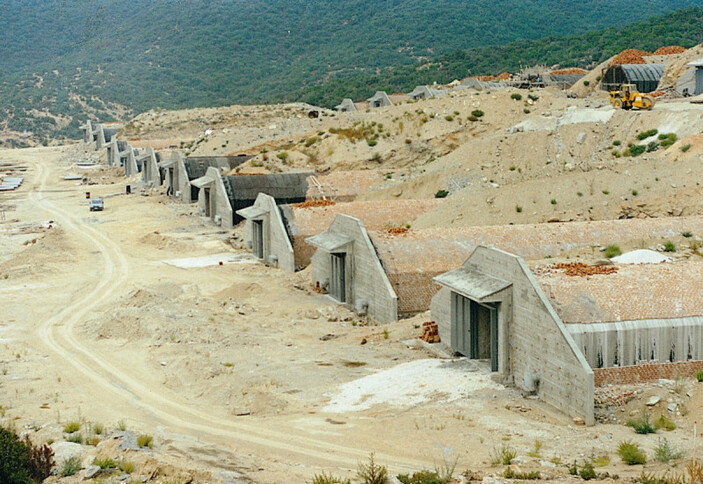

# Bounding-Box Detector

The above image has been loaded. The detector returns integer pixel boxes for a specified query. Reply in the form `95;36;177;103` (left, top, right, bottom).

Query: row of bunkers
82;119;703;426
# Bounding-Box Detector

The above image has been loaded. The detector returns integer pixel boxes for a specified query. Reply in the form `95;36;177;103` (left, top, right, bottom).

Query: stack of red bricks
419;321;440;343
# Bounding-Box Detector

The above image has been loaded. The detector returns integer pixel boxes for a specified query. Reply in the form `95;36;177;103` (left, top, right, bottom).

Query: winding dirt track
26;156;430;478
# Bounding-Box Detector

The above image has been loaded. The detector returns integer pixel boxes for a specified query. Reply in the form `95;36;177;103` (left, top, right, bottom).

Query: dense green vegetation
0;0;701;140
293;7;703;107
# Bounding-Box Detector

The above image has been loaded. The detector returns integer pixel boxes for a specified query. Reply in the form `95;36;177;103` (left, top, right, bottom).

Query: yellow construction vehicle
609;84;654;110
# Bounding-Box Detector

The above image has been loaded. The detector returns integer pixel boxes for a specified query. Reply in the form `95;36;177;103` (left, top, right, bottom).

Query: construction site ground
1;144;702;483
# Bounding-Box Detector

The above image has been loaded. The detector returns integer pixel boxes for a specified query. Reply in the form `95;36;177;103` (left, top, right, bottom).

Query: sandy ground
0;144;701;483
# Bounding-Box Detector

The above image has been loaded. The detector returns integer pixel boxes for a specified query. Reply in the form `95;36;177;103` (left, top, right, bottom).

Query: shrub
305;136;320;147
528;94;539;101
397;470;447;484
504;468;540;480
0;426;54;483
66;433;83;444
663;241;676;252
434;190;449;199
137;434;153;449
687;460;703;484
468;115;478;122
647;141;660;152
602;190;610;195
275;151;288;161
638;129;658;140
60;456;81;477
680;144;691;152
618;441;646;465
444;115;454;122
26;440;53;482
604;244;622;258
579;461;597;480
515;205;522;213
118;460;135;474
550;199;557;205
94;457;117;469
1;427;31;484
490;445;517;466
659;133;678;148
583;80;590;86
93;423;104;435
637;471;686;484
654;415;676;431
367;139;377;147
628;145;646;156
655;438;683;463
63;422;80;434
596;76;602;82
471;110;484;118
524;108;531;114
527;440;543;458
510;93;522;101
509;165;517;171
613;140;621;146
696;370;703;382
309;472;351;484
357;453;388;484
682;231;693;238
627;412;656;434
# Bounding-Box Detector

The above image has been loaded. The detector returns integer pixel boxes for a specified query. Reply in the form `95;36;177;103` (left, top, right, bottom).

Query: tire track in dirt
27;158;430;475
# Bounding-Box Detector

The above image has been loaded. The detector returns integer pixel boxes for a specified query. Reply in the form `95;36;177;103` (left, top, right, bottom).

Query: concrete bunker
335;99;358;112
236;194;441;272
407;85;445;101
193;168;312;230
431;246;595;425
433;247;703;424
162;154;251;203
308;214;703;324
367;91;393;108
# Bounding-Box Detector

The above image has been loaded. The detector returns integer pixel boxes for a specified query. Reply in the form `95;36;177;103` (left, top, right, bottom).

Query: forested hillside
0;0;700;142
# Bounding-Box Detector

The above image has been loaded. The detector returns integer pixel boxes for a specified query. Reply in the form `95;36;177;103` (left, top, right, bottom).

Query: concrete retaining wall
568;318;703;369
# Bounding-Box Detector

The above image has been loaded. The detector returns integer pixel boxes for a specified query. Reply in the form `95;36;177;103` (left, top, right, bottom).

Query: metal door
252;220;264;259
451;293;471;356
330;253;346;302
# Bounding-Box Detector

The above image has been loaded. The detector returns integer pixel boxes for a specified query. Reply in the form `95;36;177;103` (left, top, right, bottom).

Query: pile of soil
611;49;650;65
653;45;686;55
551;68;587;75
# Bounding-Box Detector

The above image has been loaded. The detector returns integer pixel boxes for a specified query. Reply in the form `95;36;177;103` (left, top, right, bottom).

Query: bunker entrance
451;294;499;371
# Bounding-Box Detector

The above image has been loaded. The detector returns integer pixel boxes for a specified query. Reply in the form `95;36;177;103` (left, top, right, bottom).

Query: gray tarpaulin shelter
601;64;665;93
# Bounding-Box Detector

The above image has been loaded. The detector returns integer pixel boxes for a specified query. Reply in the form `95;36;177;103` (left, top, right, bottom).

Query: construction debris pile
419;321;440;343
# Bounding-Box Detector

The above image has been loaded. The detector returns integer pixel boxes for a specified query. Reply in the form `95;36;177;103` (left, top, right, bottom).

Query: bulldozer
609;84;654;110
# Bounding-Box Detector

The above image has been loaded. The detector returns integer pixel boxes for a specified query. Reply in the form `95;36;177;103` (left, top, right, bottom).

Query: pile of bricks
386;226;409;236
552;262;618;277
419;321;440;343
293;199;336;209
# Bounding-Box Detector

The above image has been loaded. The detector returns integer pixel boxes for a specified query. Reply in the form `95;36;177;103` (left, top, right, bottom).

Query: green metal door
451;293;471;356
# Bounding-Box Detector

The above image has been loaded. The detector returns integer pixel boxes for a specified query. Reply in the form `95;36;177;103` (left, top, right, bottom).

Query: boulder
51;441;84;464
